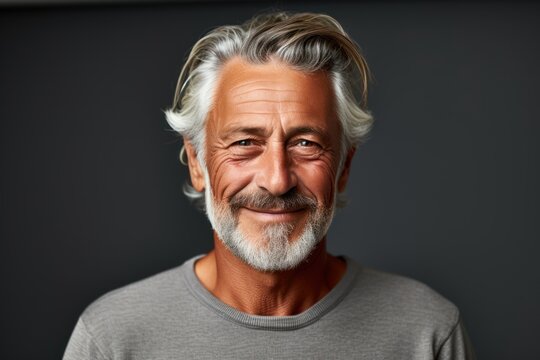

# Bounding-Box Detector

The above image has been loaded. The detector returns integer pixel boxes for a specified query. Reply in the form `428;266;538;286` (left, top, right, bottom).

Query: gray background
1;1;538;359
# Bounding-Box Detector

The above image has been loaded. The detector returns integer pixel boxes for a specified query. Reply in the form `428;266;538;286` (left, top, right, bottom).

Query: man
64;12;474;359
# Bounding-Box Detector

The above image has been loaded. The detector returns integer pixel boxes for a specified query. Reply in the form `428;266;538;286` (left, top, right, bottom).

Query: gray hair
165;12;373;206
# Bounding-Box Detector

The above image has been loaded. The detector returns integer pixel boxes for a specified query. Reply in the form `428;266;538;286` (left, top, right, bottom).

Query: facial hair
204;174;336;272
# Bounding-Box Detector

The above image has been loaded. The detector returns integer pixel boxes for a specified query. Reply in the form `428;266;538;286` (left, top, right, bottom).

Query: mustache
228;190;317;212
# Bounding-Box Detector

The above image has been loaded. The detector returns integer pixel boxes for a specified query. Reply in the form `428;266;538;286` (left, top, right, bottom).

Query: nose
255;143;297;196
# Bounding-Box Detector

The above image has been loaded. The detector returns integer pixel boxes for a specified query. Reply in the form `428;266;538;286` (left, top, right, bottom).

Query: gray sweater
64;255;475;359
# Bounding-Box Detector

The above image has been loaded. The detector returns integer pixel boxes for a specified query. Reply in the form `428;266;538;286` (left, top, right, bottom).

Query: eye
236;139;253;146
290;138;322;157
229;138;262;158
297;139;315;147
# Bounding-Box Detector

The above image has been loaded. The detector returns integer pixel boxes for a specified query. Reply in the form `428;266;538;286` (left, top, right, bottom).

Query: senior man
64;12;474;359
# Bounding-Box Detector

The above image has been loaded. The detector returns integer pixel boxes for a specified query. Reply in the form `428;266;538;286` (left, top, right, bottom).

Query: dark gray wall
1;2;538;359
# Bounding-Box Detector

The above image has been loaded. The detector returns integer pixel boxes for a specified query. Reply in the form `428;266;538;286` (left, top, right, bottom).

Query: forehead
210;57;336;132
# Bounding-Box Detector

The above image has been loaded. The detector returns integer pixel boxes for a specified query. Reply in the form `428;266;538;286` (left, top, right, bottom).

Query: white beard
203;172;336;272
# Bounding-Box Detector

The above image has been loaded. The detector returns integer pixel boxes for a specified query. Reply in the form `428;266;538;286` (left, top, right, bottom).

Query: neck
194;232;346;316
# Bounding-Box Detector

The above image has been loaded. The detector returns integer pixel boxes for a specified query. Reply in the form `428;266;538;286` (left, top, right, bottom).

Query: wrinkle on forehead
229;83;320;107
210;57;336;131
232;87;297;97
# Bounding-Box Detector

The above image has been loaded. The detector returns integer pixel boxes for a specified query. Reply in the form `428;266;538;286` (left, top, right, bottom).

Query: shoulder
77;258;198;344
344;261;461;345
83;263;184;319
357;266;458;319
64;260;200;360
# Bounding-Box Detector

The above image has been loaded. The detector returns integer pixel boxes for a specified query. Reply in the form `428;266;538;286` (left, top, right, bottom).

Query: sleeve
63;317;108;360
436;317;476;360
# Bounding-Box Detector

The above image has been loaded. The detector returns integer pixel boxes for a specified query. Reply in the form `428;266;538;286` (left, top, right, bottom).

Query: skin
184;57;356;316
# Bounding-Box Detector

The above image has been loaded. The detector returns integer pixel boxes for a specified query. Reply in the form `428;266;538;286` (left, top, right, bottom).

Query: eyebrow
220;125;329;142
290;126;327;139
221;126;270;140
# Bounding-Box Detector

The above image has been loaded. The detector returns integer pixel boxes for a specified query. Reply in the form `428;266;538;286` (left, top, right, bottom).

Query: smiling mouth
241;207;306;221
244;207;304;214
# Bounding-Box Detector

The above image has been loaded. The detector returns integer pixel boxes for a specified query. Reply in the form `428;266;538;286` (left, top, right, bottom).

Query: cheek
295;160;339;205
207;155;254;201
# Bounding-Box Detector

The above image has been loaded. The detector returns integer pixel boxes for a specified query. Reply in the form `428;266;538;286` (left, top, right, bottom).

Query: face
186;57;354;271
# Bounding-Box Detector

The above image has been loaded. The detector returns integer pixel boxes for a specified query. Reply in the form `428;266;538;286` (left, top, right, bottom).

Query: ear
183;139;205;192
337;147;356;192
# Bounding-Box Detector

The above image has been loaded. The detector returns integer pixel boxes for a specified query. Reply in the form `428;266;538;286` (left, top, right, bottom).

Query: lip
241;207;305;222
244;207;304;214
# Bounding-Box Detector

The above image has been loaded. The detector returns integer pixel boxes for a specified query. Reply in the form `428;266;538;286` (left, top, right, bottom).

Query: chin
219;221;324;272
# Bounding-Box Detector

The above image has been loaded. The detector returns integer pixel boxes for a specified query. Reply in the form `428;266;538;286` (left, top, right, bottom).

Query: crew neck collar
182;255;359;331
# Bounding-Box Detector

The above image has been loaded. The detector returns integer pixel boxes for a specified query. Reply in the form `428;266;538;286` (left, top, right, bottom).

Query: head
166;12;373;271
